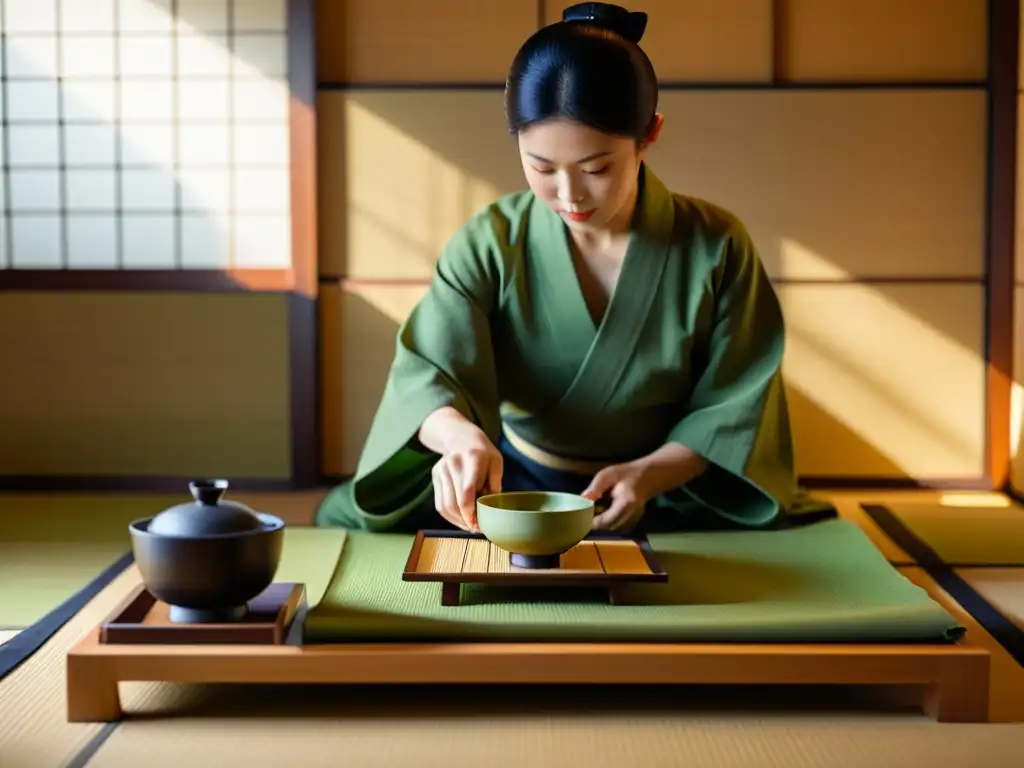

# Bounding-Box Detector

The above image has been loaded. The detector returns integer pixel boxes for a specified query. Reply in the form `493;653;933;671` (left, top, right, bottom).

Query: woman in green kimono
316;2;829;535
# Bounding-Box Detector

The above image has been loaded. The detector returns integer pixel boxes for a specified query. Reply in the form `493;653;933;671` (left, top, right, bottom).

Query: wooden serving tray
99;582;306;645
402;530;669;605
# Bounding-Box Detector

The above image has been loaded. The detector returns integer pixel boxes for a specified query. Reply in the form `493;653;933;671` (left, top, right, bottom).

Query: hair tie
562;3;648;44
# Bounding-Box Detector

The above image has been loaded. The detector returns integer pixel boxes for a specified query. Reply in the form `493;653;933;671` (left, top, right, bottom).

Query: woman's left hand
580;461;652;532
580;443;709;532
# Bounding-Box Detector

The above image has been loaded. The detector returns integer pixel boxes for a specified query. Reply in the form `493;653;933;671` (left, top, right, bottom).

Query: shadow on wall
334;88;987;280
320;90;990;482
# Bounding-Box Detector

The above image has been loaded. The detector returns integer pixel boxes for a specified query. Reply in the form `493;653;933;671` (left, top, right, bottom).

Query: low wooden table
65;581;991;724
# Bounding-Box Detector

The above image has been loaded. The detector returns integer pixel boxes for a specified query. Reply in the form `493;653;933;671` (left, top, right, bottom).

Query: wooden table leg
441;583;461;606
607;585;629;605
923;654;990;722
67;656;122;723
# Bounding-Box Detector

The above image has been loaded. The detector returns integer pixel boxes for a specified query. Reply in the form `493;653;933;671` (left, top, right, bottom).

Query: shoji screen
0;0;314;488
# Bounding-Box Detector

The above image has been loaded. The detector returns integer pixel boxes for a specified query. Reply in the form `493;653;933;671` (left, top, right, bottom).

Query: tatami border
0;552;133;683
862;504;1024;668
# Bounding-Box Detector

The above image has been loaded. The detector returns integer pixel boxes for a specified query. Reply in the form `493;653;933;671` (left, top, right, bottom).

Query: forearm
417;406;483;454
632;442;708;498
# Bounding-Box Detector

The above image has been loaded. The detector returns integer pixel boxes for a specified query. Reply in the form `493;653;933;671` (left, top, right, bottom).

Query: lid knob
190;479;229;506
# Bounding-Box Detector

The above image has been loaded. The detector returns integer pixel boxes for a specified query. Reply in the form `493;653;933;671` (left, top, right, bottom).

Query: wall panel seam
315;81;990;92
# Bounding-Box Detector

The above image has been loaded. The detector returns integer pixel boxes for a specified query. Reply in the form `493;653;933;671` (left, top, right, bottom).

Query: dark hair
504;3;658;141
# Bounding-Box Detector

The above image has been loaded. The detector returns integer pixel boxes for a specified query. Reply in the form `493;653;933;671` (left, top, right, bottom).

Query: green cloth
317;164;803;533
303;520;964;644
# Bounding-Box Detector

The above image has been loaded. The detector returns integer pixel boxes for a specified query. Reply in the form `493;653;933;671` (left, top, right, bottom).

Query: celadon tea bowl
476;491;595;569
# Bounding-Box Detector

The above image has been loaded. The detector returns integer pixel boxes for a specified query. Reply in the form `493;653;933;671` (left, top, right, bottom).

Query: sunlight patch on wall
0;0;292;271
343;100;503;279
321;282;431;475
1012;382;1023;468
1011;287;1024;492
939;493;1013;508
780;240;986;478
778;237;854;281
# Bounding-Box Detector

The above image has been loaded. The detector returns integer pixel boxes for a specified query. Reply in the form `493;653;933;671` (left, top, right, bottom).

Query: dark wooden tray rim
402;529;669;586
99;582;306;645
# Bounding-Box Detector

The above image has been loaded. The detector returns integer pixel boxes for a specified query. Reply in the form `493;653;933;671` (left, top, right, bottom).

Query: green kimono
317;164;819;532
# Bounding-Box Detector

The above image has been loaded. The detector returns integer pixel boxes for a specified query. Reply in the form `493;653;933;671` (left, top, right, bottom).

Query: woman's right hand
418;407;503;531
431;429;503;531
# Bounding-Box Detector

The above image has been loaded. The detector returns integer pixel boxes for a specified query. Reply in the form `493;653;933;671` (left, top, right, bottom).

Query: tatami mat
0;542;132;628
85;686;1024;768
0;565;142;768
0;491;323;626
821;494;914;564
872;499;1024;566
957;569;1024;629
0;527;345;768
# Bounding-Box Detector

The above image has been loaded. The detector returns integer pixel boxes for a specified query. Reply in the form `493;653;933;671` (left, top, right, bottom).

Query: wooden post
66;654;122;723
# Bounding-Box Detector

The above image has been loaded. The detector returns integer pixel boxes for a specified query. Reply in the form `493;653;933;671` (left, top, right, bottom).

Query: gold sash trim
501;421;610;475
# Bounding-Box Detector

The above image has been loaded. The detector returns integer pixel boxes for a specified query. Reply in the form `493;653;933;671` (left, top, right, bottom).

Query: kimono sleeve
316;217;505;532
663;222;799;527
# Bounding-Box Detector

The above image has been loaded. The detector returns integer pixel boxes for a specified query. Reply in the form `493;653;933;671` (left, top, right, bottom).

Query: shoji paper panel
317;0;538;84
320;88;987;281
544;0;773;82
781;0;987;81
0;292;292;478
320;281;429;476
780;284;986;480
0;0;292;271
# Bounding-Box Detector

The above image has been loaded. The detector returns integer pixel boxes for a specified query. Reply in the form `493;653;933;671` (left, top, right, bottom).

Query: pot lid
148;479;263;537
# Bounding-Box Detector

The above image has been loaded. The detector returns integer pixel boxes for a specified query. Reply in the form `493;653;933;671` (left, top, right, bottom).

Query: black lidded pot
129;479;285;624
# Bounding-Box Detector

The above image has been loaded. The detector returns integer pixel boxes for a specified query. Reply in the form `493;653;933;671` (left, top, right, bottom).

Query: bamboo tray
402;529;669;605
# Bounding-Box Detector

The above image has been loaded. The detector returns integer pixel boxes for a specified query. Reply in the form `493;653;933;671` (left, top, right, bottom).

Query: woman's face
517;117;659;232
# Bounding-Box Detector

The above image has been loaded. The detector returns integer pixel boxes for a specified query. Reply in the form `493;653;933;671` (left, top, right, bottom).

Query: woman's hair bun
562;2;648;44
504;2;657;140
